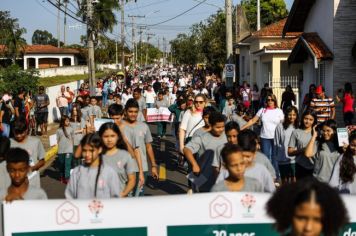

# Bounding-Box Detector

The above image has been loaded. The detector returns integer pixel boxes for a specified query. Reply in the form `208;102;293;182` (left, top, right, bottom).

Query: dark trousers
295;163;313;180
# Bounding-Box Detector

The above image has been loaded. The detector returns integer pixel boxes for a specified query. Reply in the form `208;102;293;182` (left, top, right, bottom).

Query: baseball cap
315;85;323;94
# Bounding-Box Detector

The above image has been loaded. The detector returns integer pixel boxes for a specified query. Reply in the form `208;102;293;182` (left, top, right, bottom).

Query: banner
3;192;356;236
146;107;172;123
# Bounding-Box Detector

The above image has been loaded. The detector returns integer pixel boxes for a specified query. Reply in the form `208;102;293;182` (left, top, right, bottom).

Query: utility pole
120;0;125;71
162;37;166;66
145;33;155;67
57;0;61;48
138;26;145;68
128;15;145;67
225;0;233;62
257;0;261;30
157;37;160;65
115;37;118;65
87;0;96;96
63;0;67;46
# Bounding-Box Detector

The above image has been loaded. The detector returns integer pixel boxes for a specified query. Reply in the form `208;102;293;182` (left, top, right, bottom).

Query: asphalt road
40;123;189;199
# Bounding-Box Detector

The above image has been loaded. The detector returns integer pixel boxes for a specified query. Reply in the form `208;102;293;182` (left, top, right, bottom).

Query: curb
45;145;58;162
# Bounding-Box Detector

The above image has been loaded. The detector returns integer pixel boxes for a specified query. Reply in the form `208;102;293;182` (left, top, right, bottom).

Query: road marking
159;164;166;181
160;140;165;152
45;145;58;162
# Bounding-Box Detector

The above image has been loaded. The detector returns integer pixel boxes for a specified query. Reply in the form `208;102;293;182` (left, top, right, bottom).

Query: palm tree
0;11;27;64
76;0;120;39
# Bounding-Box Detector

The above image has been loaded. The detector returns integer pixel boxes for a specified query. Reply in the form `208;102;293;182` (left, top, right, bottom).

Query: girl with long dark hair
56;115;74;184
330;133;356;194
274;106;299;184
65;133;120;199
288;110;318;180
304;119;342;182
99;122;137;197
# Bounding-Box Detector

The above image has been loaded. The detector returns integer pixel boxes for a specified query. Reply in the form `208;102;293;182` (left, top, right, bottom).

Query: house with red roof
284;0;356;123
236;18;302;106
0;44;80;69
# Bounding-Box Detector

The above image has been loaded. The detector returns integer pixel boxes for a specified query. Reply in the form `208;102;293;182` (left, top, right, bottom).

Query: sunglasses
194;100;205;104
267;99;274;102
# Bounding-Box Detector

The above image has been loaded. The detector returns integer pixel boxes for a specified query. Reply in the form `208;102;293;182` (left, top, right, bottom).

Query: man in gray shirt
33;86;50;136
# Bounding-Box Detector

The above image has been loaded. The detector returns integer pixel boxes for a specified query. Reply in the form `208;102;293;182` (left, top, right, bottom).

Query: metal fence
268;75;300;109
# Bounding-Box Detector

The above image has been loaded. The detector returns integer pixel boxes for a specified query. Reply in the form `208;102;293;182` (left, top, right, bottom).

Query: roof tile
252;18;301;37
265;38;299;50
302;32;333;60
0;44;79;54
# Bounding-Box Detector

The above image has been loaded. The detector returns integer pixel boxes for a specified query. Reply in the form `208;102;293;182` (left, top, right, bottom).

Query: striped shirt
309;97;335;123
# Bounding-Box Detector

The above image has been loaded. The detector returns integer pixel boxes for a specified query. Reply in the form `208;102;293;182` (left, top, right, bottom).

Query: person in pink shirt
336;82;355;126
56;86;71;117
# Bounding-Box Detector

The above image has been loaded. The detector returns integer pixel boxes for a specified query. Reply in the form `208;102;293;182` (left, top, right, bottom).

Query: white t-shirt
180;110;204;138
179;78;186;87
169;93;177;105
121;93;133;106
256;108;284;139
110;81;117;92
144;90;156;104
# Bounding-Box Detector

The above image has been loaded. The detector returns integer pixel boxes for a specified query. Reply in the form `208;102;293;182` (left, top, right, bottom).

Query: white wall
239;46;250;81
45;80;84;123
97;64;119;71
304;0;334;50
38;64;118;77
301;59;317;103
38;66;88;77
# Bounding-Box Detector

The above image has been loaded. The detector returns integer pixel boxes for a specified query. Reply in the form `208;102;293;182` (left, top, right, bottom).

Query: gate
268;75;300;109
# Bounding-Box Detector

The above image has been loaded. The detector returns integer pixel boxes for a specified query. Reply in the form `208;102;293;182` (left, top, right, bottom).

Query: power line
47;0;86;24
125;0;172;12
147;0;208;27
191;0;223;9
68;0;79;11
35;0;63;19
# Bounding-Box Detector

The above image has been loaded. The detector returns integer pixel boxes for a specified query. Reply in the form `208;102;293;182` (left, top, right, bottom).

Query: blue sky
1;0;293;49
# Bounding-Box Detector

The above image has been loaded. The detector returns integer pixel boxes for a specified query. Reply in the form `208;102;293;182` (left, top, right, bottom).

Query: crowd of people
0;65;355;235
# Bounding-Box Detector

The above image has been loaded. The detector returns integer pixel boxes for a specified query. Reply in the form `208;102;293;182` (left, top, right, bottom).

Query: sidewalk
38;122;59;171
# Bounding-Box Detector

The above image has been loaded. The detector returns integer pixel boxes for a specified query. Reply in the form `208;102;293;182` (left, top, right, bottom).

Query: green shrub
0;65;39;94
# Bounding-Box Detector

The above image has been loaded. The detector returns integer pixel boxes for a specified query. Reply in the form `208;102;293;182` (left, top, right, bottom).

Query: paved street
40;123;189;199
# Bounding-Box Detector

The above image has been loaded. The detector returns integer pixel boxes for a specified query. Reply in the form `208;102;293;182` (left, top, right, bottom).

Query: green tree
0;65;39;94
199;10;226;71
95;35;117;63
32;29;63;46
241;0;288;31
0;11;27;64
76;0;120;38
170;33;200;65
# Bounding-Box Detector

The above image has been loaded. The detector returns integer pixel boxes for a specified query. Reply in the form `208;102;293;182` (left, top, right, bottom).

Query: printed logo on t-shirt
98;179;105;188
117;161;123;169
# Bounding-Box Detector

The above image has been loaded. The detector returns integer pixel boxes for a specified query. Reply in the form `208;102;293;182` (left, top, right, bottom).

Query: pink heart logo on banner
214;203;228;216
60;209;75;222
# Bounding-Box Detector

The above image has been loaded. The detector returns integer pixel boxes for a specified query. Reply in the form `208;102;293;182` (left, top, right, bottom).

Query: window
241;56;245;78
317;63;325;86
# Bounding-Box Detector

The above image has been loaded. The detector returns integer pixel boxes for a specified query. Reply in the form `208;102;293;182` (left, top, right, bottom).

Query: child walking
0;148;47;201
99;122;138;197
211;144;263;192
57;115;74;184
65;133;121;199
288;110;317;180
274;106;299;184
